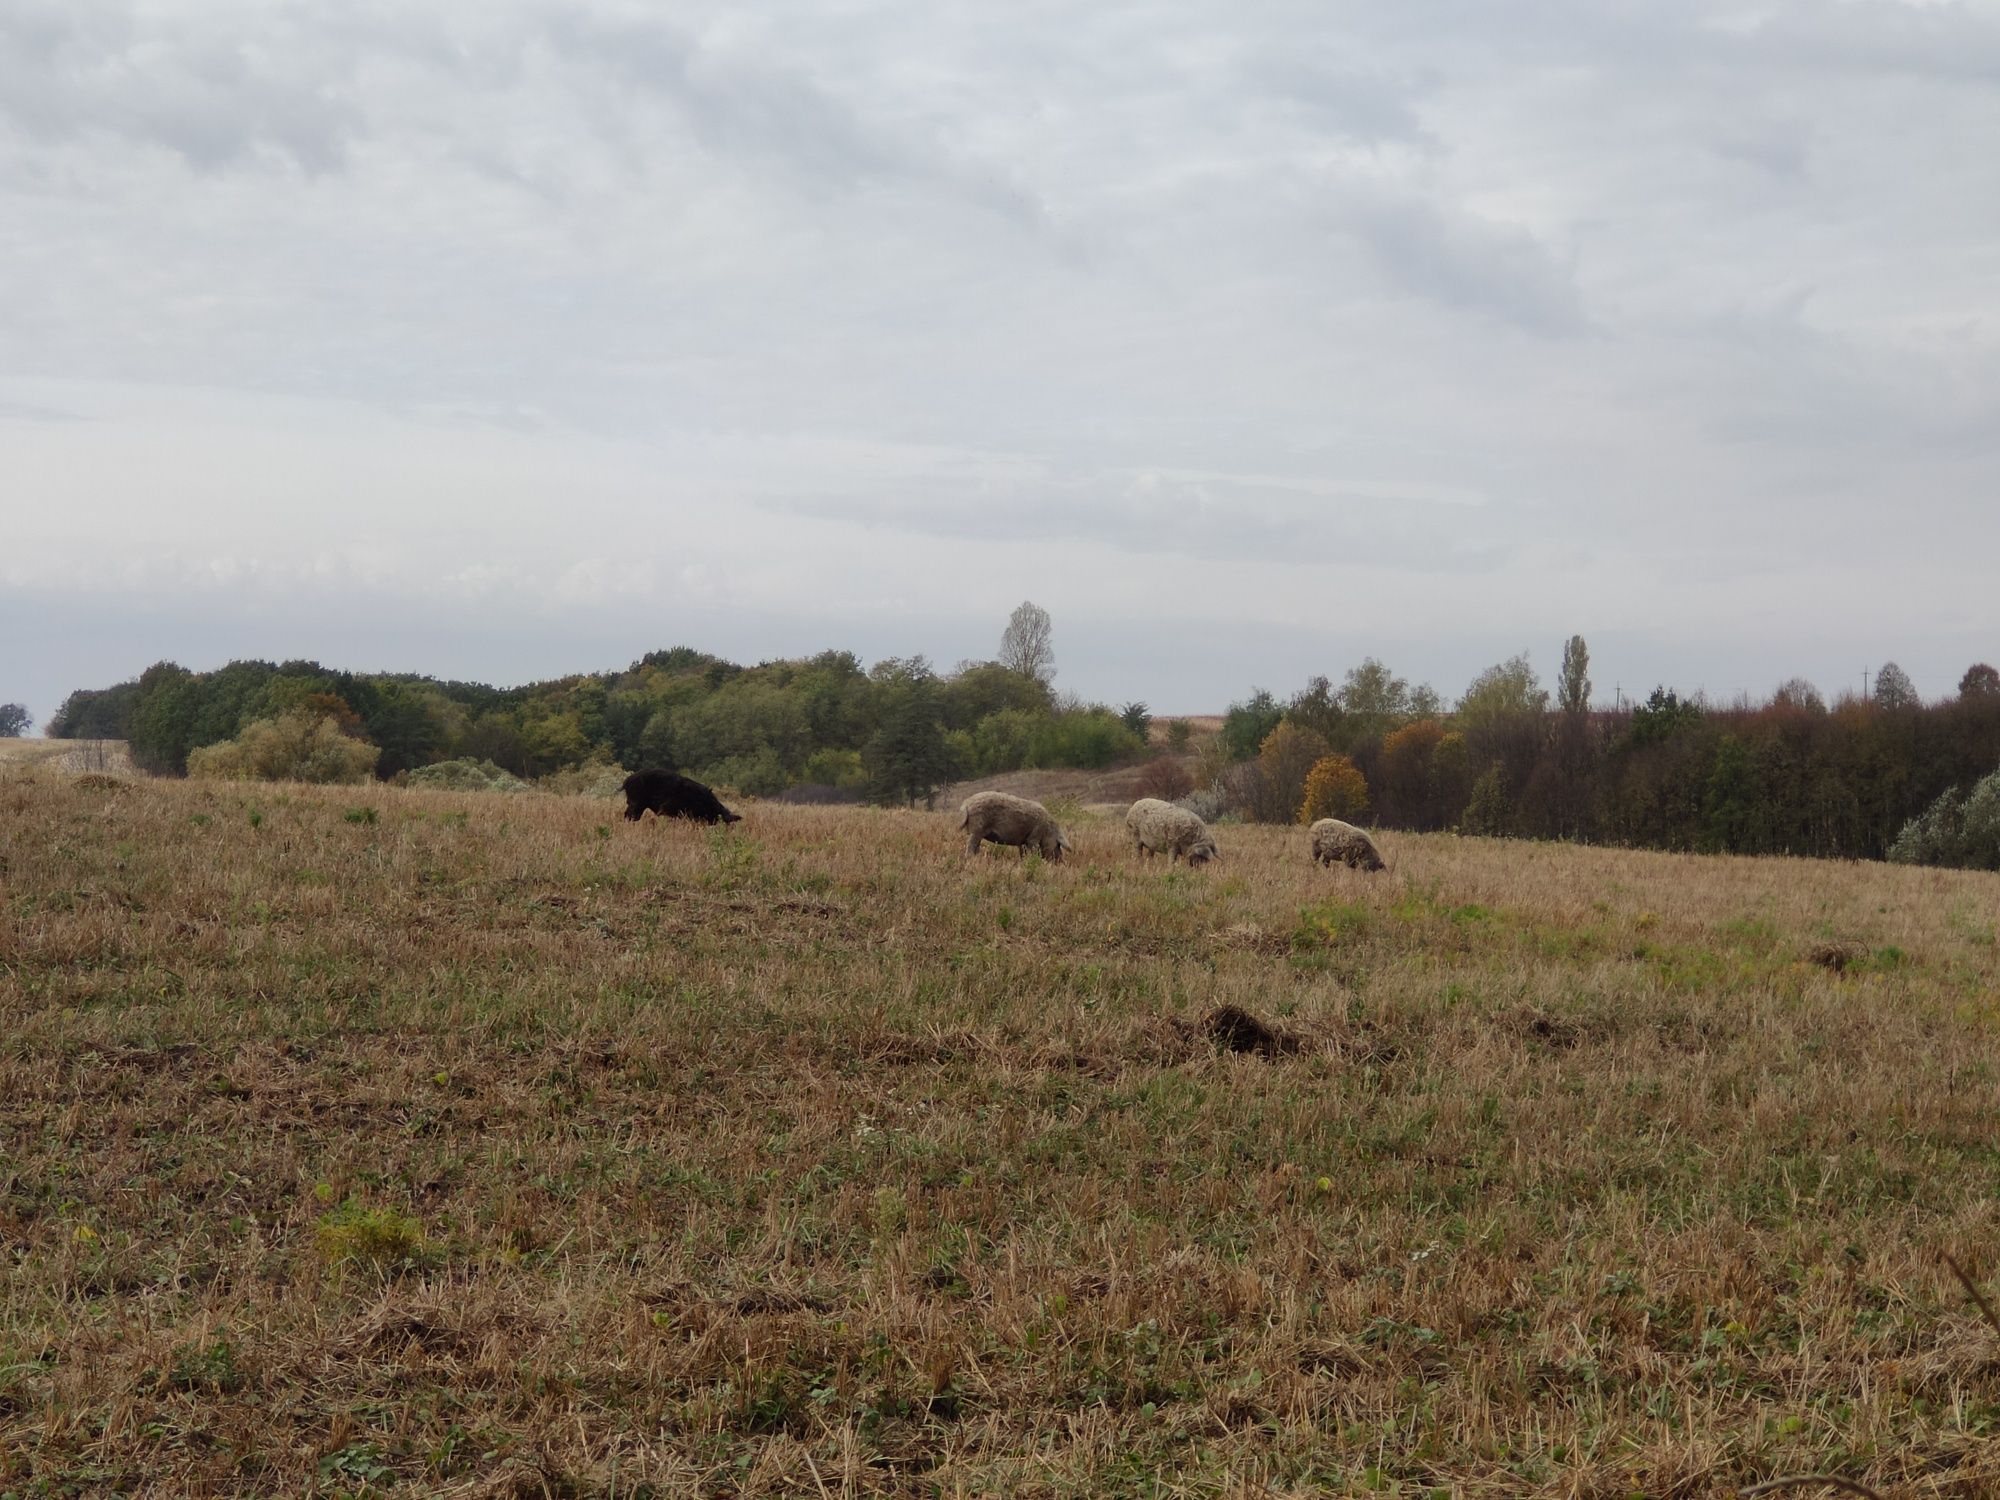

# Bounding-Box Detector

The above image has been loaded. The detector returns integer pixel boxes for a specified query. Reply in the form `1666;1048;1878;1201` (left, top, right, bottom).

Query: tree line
42;604;1150;808
1206;647;2000;864
36;622;2000;865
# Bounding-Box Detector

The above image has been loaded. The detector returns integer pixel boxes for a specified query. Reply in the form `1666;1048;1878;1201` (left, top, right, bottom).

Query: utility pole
1863;667;1870;701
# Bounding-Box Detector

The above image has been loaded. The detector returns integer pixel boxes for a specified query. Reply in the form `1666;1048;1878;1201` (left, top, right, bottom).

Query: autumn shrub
1252;723;1332;823
1184;760;1260;822
1299;754;1371;824
1134;756;1195;801
186;711;379;785
1375;719;1446;827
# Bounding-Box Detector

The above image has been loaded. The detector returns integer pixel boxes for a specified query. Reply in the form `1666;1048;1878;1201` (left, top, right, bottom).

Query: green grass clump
314;1202;425;1272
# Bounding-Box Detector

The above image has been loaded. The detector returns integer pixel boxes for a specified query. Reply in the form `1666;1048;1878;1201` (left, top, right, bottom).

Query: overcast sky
4;0;1999;727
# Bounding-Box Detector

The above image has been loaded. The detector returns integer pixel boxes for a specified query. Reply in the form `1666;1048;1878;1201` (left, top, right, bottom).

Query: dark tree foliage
52;643;1155;801
48;680;141;739
1873;661;1919;711
863;658;955;807
0;703;31;737
1960;663;2000;699
1284;676;1346;749
1250;667;2000;862
1624;687;1703;748
1220;689;1284;762
938;662;1051;730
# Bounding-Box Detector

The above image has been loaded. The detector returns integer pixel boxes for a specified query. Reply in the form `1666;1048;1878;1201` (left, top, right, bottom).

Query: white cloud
3;0;1999;725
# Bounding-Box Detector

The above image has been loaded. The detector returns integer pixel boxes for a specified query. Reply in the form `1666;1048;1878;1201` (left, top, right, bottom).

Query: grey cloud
532;10;1044;226
1330;186;1587;335
1357;0;2000;82
1710;120;1811;181
1740;1;2000;83
0;2;361;172
769;463;1511;573
0;396;88;422
1242;53;1431;146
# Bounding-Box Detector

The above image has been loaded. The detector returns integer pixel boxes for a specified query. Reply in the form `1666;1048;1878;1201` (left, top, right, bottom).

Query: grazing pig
959;791;1070;861
1125;797;1220;866
1309;817;1385;872
623;769;741;826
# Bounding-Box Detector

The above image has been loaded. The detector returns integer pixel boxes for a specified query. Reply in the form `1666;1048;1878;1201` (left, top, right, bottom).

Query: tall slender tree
1558;636;1591;716
998;602;1055;684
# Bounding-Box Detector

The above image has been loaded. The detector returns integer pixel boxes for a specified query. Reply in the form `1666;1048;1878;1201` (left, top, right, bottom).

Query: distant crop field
3;770;1998;1496
0;737;131;775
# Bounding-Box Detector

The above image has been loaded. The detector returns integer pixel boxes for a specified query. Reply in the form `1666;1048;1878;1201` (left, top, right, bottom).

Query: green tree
1625;687;1702;748
1339;658;1414;738
966;708;1041;774
1458;654;1548;729
0;703;30;737
1220;689;1284;761
939;660;1050;730
128;662;201;774
1026;709;1144;769
1702;733;1758;851
1873;661;1919;710
800;748;866;791
864;658;954;806
668;681;811;775
520;711;592;774
1460;765;1512;837
354;680;449;778
460;712;531;776
1558;635;1591;717
1959;663;2000;699
1285;676;1345;745
48;680;140;739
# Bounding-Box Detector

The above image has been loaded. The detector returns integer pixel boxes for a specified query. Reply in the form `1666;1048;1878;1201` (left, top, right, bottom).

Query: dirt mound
1202;1004;1302;1058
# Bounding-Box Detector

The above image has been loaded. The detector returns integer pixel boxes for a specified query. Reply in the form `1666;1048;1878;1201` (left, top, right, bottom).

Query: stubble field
3;769;1999;1497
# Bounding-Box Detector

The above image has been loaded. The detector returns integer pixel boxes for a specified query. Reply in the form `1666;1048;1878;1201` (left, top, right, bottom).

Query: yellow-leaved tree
1299;753;1370;824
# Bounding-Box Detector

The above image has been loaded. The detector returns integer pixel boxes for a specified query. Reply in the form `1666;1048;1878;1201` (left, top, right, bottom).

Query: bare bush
1134;756;1194;801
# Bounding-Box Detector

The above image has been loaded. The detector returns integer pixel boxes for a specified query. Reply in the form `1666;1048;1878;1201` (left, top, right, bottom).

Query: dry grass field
0;740;130;776
4;769;2000;1497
